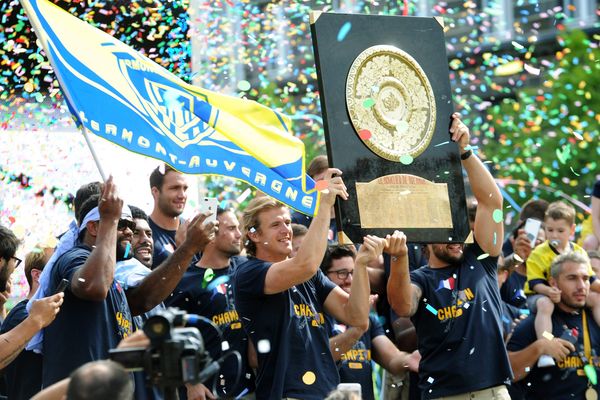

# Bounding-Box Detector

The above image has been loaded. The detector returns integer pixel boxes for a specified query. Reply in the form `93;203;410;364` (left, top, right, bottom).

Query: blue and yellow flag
20;0;319;215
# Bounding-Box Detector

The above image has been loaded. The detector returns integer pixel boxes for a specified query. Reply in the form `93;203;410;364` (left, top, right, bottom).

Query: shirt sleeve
464;240;499;276
526;246;549;293
410;267;426;292
234;258;272;298
369;314;385;339
506;316;536;352
315;269;336;304
593;180;600;198
54;249;88;288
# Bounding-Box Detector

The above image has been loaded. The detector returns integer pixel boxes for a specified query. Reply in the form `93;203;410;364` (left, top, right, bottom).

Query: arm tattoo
410;285;422;316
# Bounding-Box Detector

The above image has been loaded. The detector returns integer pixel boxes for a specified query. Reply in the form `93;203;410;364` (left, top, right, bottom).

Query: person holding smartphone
0;226;63;371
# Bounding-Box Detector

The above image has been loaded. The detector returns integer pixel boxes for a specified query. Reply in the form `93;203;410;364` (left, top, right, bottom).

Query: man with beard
41;178;135;387
507;252;599;399
167;208;256;399
387;114;512;400
130;205;154;269
148;164;189;268
42;178;216;387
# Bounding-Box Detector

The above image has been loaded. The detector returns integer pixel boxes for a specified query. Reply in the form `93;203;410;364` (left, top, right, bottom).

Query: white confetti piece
257;339;271;353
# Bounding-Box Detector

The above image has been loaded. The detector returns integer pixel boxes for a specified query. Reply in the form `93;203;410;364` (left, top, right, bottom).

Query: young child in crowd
525;201;600;366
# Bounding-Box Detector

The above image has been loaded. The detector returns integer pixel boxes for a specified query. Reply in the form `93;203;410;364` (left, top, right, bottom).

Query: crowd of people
0;114;599;400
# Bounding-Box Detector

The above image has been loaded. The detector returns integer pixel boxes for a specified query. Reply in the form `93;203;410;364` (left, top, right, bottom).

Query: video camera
109;308;238;398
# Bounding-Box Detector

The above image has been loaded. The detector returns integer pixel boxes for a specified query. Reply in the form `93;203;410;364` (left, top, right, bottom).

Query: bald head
66;360;133;400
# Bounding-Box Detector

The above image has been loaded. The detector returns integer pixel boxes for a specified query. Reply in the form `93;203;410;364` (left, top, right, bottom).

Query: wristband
460;150;472;160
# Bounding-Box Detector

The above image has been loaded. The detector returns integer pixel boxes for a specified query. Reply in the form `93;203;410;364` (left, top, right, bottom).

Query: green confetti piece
399;155;414;165
584;364;597;385
202;268;215;289
362;98;375;109
492;209;503;223
396;120;409;134
237;80;251;91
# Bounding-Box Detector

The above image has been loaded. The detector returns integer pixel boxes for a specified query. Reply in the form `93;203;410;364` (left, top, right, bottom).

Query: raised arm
263;168;348;294
324;235;385;331
451;113;503;256
592;189;600;248
71;176;121;301
372;335;413;375
0;293;63;369
386;231;422;317
126;212;217;316
329;326;366;361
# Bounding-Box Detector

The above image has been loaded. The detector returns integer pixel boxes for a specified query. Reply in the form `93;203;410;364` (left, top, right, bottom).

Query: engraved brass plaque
356;174;452;228
346;45;436;161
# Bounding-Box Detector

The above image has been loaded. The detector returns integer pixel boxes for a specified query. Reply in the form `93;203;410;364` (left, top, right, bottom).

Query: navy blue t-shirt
42;245;134;387
233;258;339;399
148;218;177;269
410;242;513;399
507;308;600;400
326;313;385;400
500;271;527;308
1;299;43;399
166;257;255;397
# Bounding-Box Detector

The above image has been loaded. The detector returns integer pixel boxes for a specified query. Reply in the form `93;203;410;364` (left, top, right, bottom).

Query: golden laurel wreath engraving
346;45;436;161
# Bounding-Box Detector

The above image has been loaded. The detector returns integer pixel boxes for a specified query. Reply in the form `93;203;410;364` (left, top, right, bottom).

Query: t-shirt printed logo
214;283;227;295
115;311;132;337
341;349;372;366
293;303;325;327
435;276;455;291
212;310;242;329
436;287;475;322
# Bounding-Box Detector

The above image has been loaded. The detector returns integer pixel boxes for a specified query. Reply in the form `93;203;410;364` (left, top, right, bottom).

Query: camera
109;308;231;397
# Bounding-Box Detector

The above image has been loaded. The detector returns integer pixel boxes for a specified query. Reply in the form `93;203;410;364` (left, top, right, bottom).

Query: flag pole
81;125;107;182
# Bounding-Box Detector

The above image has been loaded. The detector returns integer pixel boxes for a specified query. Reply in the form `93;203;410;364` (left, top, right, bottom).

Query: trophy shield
310;12;470;244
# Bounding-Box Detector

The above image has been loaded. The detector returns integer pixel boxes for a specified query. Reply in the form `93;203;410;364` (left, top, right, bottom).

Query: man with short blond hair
234;170;383;399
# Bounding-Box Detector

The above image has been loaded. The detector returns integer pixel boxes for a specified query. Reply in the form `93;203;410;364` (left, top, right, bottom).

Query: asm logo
118;57;218;148
142;81;216;147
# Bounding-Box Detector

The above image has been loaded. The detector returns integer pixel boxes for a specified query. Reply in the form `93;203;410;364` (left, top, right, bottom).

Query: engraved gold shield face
346;45;436;161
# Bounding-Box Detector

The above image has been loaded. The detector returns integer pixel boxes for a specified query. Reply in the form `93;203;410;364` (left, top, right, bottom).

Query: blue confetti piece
220;199;228;209
337;22;352;42
519;309;530;315
425;304;438;315
206;275;230;292
124;242;131;259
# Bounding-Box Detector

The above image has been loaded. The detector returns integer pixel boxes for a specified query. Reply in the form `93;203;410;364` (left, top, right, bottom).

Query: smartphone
198;197;219;225
55;278;70;294
524;218;542;248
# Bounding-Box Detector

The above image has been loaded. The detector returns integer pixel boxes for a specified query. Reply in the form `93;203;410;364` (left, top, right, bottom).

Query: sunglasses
117;219;137;232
